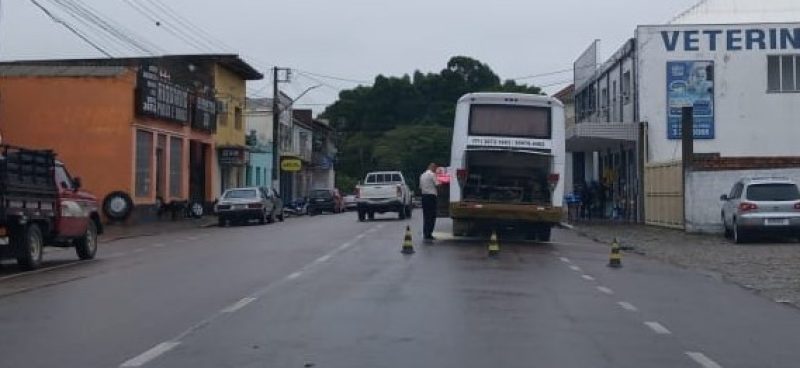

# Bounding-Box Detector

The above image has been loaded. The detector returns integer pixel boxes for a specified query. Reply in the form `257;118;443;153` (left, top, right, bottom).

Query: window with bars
767;55;800;92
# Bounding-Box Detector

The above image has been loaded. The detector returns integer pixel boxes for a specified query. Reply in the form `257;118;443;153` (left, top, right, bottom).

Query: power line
47;0;160;55
293;68;371;84
509;63;602;81
28;0;113;57
144;0;232;52
120;0;212;53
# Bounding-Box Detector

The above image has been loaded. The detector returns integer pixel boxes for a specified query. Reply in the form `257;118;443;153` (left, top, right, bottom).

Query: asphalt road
1;212;799;368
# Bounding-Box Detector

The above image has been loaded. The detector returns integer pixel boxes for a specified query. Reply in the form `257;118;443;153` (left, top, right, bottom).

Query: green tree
323;56;542;184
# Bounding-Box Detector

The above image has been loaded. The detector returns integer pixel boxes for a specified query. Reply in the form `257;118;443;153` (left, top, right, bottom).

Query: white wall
637;23;800;164
685;168;800;233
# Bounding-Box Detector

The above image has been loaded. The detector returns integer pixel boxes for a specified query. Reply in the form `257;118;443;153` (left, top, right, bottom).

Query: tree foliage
323;56;542;192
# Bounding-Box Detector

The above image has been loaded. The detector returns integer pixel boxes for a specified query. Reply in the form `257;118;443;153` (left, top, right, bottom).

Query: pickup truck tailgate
359;185;398;199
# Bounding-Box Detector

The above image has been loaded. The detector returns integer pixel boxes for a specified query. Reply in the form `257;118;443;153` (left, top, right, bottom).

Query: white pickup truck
356;171;413;221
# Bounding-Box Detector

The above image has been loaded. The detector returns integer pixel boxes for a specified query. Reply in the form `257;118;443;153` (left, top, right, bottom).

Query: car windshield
310;190;331;198
223;189;258;199
746;183;800;201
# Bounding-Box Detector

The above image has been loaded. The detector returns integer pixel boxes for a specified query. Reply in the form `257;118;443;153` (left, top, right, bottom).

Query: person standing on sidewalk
419;163;439;241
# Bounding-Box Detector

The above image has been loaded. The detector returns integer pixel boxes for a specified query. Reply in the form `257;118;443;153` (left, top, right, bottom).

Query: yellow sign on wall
281;158;302;172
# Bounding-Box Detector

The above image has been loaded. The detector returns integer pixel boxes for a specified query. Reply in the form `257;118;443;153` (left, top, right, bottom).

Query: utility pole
271;66;291;194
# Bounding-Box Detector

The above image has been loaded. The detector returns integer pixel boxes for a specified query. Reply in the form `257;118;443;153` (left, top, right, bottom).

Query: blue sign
667;61;714;140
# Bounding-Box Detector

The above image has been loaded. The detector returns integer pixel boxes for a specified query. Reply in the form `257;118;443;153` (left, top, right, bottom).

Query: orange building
0;55;262;223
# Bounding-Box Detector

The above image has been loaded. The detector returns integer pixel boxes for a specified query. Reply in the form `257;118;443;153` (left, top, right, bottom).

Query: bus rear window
469;105;551;138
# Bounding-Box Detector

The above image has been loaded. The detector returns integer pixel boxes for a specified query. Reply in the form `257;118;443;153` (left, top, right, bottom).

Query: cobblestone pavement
571;223;800;309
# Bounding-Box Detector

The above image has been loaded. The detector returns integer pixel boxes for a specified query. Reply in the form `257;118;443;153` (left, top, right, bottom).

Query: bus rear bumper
450;202;562;224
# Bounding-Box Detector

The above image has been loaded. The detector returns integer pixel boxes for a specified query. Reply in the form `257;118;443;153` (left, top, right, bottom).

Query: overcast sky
0;0;699;111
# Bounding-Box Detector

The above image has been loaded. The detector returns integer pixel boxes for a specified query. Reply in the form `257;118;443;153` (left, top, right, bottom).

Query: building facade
244;97;274;189
0;55;262;223
570;20;800;231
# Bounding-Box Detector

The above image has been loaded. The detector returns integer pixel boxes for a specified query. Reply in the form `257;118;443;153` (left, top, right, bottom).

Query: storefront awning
566;122;640;152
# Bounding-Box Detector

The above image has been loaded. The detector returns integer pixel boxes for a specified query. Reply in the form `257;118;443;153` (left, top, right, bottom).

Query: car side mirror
73;177;82;190
720;194;728;201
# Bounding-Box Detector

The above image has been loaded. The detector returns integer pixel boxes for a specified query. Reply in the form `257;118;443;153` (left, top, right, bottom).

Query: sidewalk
571;223;800;309
100;216;218;242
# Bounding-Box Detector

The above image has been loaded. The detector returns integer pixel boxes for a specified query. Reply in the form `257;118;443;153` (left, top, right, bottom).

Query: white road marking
0;261;86;281
152;243;166;248
596;286;614;295
581;274;595;281
338;241;353;251
286;271;302;280
686;352;723;368
314;255;332;264
120;341;180;367
133;248;145;253
221;297;257;313
355;234;366;240
617;301;638;311
644;321;671;335
186;236;199;241
569;265;582;272
559;257;571;263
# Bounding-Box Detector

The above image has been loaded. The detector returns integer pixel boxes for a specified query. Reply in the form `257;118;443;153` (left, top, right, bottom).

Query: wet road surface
1;213;799;367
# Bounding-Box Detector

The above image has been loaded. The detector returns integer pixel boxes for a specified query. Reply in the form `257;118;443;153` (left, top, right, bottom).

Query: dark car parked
307;189;344;215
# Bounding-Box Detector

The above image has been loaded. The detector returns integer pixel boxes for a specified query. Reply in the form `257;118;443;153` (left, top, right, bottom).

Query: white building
568;0;800;232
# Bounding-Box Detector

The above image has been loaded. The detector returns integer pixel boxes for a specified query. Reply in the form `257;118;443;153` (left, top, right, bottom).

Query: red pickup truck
0;145;101;270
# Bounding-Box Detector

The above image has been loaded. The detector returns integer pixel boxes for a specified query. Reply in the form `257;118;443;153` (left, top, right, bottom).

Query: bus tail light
739;202;758;212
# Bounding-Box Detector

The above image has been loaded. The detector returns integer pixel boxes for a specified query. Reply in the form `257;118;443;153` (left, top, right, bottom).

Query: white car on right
720;177;800;243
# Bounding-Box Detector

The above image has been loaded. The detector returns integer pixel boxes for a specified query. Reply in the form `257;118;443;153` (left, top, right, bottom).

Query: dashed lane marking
133;248;145;253
152;243;166;248
286;271;302;280
569;265;582;272
644;321;672;335
120;341;180;367
617;301;638;312
221;297;257;313
581;274;595;281
559;257;571;263
686;352;723;368
314;255;332;264
597;286;614;295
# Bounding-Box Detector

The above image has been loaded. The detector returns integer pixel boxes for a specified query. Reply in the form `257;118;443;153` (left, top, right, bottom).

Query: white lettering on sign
467;136;552;150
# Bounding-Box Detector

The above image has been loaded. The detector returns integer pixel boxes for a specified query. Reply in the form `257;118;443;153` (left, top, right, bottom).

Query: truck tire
75;220;98;260
16;224;44;270
406;205;413;218
398;207;407;220
103;191;134;222
368;211;375;221
357;209;366;222
453;220;468;237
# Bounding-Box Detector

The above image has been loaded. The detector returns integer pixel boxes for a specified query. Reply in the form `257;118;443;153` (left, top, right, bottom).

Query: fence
644;160;683;228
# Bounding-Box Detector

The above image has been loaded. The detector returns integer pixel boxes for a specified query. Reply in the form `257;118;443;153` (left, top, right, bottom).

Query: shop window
169;137;183;197
767;55;800;92
235;106;243;130
135;130;153;197
256;167;261;186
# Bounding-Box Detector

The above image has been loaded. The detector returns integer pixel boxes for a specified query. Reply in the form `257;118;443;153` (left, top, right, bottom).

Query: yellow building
213;59;262;195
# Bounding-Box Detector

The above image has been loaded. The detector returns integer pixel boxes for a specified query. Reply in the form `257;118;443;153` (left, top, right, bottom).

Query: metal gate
644;161;683;228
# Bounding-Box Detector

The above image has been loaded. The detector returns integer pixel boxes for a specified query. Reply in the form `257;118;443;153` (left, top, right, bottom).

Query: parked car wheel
268;210;276;224
75;220;98;260
15;224;44;270
258;210;267;225
103;191;133;222
218;217;228;227
722;215;732;239
733;220;748;244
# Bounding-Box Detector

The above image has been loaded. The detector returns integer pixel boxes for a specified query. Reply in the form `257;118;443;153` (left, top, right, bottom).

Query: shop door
156;135;166;201
189;141;207;203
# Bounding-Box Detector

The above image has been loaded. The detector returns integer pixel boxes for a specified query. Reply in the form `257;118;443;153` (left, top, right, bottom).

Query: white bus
444;92;565;241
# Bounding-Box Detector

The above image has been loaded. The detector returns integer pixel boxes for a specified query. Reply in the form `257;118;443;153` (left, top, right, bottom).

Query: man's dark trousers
421;194;437;239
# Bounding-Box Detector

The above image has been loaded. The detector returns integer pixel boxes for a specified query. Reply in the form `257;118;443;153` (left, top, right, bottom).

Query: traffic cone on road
608;238;622;268
401;225;415;254
488;230;500;257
